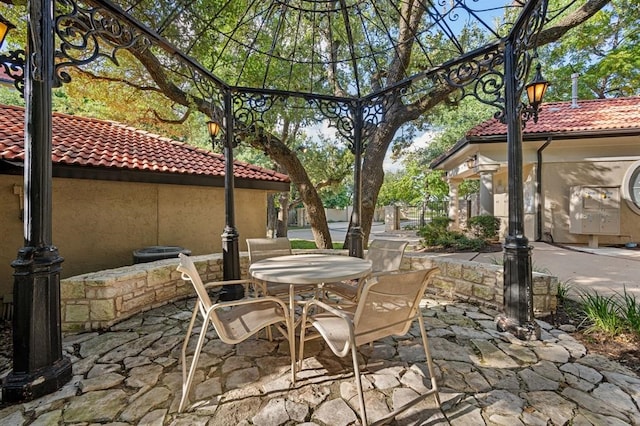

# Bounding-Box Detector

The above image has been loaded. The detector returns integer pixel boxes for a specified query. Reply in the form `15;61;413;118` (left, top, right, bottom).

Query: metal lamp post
2;2;72;402
207;102;244;300
497;53;549;340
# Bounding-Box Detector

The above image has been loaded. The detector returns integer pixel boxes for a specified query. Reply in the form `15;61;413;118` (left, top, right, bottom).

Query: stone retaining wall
60;250;557;333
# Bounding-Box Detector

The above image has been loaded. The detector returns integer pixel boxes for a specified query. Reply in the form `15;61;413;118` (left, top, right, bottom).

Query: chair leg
418;315;440;407
179;318;209;413
351;345;368;426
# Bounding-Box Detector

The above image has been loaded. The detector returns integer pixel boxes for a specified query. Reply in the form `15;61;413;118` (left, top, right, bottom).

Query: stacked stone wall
60;250;557;333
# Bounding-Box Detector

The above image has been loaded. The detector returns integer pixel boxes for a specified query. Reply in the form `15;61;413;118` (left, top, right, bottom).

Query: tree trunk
277;192;290;237
266;193;277;238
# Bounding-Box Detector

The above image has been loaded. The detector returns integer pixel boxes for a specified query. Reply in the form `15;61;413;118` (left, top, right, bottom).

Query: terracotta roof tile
0;104;290;183
467;97;640;138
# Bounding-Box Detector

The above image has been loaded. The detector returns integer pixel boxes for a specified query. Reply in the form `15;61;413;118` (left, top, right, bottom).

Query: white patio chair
298;268;440;426
323;239;409;302
176;253;295;413
246;237;317;297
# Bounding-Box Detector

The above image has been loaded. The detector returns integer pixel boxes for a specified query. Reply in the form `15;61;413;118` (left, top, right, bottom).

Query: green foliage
467;215;500;240
616;288;640;335
579;291;625;335
416;217;451;246
540;0;640;100
556;280;573;305
417;216;486;251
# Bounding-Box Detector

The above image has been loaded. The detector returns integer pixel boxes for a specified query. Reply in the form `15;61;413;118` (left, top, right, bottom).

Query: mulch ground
539;299;640;375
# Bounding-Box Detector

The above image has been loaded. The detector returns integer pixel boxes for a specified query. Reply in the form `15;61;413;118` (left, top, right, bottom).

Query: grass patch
557;280;572;305
579;290;625;335
617;287;640;335
290;239;344;250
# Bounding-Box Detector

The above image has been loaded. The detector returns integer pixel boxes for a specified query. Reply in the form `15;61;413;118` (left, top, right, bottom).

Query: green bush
418;217;486;251
467;215;500;240
417;216;451;246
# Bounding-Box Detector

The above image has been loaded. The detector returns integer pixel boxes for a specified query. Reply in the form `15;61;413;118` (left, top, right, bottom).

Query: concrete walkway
1;293;639;425
291;222;640;298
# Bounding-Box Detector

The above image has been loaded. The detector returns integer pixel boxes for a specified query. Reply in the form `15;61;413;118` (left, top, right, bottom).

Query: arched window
621;160;640;215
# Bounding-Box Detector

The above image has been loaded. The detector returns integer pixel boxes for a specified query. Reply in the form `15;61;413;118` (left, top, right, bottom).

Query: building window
622;160;640;215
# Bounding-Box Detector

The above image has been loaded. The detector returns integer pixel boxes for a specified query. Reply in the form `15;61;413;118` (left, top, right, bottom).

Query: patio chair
246;237;317;297
323;239;409;302
176;253;294;413
298;268;440;426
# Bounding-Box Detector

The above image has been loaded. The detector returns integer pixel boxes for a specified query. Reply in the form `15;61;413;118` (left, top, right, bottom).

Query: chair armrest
301;298;352;321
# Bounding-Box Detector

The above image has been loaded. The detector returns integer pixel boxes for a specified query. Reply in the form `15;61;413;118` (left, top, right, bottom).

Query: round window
621;160;640;215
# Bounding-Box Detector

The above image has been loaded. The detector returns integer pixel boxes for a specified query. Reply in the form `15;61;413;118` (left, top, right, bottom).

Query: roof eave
0;161;291;192
431;127;640;169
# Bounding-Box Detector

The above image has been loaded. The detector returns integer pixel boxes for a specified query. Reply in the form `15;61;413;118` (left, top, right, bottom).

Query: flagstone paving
1;295;639;425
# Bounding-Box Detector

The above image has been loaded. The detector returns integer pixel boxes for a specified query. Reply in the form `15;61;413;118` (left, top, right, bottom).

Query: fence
394;201;449;229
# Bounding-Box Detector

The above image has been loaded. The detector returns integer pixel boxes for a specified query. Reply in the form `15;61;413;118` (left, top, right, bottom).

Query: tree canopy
0;0;615;248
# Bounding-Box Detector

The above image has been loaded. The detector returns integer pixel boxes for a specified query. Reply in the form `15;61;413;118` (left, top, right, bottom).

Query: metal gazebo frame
1;0;548;401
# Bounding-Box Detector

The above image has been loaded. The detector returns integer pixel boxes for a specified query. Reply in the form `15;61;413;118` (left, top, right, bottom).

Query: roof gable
467;97;640;138
0;104;289;184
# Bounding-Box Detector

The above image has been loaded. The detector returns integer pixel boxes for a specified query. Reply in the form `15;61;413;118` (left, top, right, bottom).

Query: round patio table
249;253;372;352
249;253;372;285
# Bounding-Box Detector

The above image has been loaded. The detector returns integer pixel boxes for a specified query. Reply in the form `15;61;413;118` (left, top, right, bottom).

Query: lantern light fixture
466;155;476;169
524;64;549;123
0;14;15;48
207;120;221;139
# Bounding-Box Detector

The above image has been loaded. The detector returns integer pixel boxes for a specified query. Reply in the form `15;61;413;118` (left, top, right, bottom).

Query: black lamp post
208;109;243;301
2;1;72;402
497;44;549;340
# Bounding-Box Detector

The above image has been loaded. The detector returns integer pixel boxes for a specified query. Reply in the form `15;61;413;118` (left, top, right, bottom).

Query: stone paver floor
1;295;639;425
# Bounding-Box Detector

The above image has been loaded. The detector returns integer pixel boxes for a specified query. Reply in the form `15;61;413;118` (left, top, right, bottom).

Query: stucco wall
0;175;269;299
542;160;640;244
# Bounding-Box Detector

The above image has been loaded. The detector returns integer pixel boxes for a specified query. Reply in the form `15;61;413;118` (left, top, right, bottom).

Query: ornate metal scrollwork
433;47;506;121
361;89;400;147
0;49;25;95
306;97;358;153
54;0;152;85
232;91;288;147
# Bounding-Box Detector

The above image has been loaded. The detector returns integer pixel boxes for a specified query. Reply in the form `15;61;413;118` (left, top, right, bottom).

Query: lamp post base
2;357;72;403
220;226;244;301
496;315;540;341
347;226;364;258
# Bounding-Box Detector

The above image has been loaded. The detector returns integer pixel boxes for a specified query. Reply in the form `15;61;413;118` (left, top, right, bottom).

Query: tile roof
467;96;640;138
0;104;289;183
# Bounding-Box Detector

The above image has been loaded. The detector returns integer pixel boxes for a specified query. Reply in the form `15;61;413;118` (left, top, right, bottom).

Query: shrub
467;215;500;240
417;216;451;246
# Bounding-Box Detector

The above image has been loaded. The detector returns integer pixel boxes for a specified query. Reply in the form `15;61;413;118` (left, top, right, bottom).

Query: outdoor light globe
0;15;15;48
525;64;549;109
207;120;221;138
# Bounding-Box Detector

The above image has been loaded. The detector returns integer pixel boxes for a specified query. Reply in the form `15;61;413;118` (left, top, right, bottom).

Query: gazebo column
447;179;461;230
2;0;72;402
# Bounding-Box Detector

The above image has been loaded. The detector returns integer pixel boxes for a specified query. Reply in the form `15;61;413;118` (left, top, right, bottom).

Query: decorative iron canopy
109;0;531;99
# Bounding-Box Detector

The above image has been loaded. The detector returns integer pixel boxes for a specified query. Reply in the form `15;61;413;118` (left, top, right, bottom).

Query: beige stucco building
431;97;640;248
0;104;289;301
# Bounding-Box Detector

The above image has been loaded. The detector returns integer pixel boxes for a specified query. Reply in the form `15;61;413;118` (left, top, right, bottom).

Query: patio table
249;253;372;354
